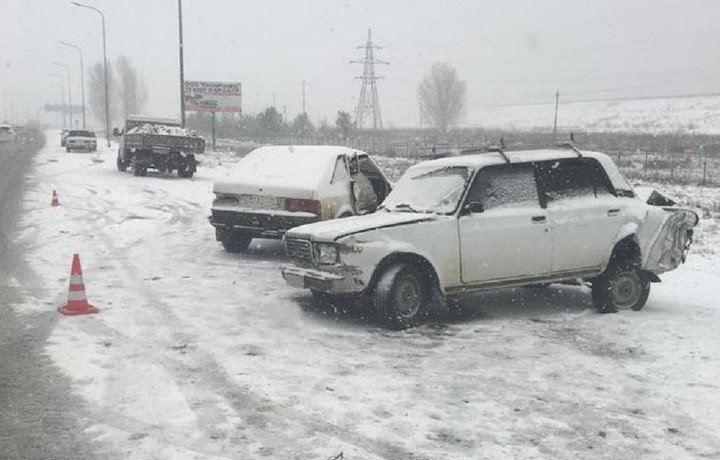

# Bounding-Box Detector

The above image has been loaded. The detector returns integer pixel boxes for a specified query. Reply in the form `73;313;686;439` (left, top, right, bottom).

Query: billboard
184;81;242;113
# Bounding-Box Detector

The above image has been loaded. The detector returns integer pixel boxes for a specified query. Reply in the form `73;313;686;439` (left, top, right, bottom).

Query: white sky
2;0;720;127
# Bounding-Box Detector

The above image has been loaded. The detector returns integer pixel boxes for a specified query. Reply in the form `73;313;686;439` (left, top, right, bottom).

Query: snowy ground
468;95;720;134
10;132;720;459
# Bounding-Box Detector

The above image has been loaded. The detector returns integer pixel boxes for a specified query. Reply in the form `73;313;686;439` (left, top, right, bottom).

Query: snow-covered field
468;95;720;134
10;132;720;458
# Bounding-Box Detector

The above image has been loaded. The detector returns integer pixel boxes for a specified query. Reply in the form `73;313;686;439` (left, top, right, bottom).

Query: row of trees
186;108;355;142
87;55;148;128
187;62;466;141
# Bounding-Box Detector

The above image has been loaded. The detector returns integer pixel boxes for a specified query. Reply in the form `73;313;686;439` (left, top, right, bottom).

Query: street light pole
71;2;110;147
60;41;86;129
178;0;186;127
53;62;72;129
50;72;67;128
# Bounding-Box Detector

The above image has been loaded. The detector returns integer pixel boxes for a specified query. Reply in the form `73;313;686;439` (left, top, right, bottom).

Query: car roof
409;148;633;192
251;145;368;160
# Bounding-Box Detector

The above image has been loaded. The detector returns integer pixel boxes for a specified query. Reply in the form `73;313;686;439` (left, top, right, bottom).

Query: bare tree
417;63;466;132
115;56;148;119
335;110;353;141
87;61;115;127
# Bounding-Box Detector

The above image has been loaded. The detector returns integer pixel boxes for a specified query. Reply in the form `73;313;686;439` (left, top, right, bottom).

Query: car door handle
607;209;620;217
531;215;546;223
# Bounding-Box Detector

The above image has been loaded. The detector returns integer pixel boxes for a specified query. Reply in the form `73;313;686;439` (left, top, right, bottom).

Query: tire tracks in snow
65;181;419;459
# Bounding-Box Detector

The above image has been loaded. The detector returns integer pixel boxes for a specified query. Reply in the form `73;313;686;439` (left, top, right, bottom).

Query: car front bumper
280;264;362;294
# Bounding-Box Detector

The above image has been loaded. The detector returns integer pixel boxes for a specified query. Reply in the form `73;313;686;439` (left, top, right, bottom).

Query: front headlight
314;243;339;264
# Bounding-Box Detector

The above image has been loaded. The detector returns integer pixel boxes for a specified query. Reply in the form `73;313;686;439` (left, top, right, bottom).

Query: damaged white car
280;146;699;329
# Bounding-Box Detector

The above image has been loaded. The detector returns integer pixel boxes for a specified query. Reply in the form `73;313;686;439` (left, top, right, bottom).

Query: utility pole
553;89;559;137
350;29;389;130
283;105;287;123
178;0;186;127
301;79;306;114
60;41;86;129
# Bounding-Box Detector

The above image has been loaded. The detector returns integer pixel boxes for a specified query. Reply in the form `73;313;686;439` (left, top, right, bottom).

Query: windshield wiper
393;203;420;213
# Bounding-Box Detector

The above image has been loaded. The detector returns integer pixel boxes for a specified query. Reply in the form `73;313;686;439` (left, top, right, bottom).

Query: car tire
220;232;252;253
373;263;429;329
66;147;71;153
591;259;650;314
116;154;127;172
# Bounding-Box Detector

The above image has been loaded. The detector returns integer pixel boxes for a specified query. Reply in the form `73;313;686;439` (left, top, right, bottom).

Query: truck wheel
591;259;650;313
178;162;194;178
131;160;147;177
221;232;252;253
116;153;127;172
373;263;429;329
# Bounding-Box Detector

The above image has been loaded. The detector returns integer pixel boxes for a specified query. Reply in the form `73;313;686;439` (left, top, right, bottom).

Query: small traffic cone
51;190;60;207
58;254;99;316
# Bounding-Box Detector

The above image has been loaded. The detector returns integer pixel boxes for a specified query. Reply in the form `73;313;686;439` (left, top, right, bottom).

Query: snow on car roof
227;145;364;189
410;149;633;192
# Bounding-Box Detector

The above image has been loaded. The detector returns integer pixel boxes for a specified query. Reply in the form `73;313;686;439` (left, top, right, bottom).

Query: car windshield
381;165;472;214
68;130;95;137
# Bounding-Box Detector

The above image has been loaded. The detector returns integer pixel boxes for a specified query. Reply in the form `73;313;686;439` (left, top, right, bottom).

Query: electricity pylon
350;29;389;130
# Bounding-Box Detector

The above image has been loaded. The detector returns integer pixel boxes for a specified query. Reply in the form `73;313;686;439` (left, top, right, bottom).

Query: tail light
285;198;322;215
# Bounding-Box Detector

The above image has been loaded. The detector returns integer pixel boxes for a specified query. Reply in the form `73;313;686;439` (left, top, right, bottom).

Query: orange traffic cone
51;190;60;207
58;254;99;316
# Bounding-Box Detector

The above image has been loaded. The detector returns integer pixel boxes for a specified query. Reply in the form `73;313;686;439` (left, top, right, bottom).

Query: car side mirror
112;127;120;137
463;201;484;214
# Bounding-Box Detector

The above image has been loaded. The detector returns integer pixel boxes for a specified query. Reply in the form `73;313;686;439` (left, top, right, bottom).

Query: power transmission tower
350;29;389;130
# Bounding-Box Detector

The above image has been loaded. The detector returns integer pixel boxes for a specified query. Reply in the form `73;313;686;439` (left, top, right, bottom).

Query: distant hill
467;95;720;134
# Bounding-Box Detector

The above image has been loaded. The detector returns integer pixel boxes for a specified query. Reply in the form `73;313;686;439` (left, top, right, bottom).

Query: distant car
209;145;392;253
60;130;69;146
65;130;97;152
280;146;699;329
0;124;16;143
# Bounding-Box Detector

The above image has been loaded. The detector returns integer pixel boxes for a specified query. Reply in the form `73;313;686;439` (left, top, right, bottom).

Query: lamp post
178;0;186;127
53;62;72;129
60;40;86;129
71;2;110;146
50;72;67;128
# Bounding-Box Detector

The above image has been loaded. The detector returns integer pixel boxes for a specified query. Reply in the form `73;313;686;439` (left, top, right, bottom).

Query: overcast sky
2;0;720;127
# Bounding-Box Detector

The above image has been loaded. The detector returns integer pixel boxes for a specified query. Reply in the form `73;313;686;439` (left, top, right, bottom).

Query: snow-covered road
10;132;720;459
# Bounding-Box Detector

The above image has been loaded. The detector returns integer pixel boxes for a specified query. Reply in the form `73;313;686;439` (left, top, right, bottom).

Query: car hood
286;211;435;242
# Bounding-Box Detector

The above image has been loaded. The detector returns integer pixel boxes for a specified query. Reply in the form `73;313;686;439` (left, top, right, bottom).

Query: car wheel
66;147;71;153
220;232;252;253
591;260;650;313
116;154;127;172
373;263;429;329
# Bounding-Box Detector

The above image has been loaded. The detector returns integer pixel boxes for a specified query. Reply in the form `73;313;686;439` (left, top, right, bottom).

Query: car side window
539;159;613;202
331;156;349;183
466;165;540;212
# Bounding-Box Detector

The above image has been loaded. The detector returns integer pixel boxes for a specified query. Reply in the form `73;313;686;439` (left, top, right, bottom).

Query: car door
458;163;552;284
538;158;626;274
